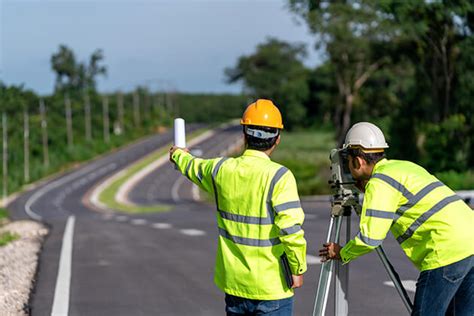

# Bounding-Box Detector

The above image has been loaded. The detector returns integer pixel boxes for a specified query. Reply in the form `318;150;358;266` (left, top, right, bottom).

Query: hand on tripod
319;242;342;262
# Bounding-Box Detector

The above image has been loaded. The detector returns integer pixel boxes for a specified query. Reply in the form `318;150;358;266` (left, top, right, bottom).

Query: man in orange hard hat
170;99;307;315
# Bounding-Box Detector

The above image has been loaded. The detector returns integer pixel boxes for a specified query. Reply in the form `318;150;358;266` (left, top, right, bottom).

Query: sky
0;0;322;95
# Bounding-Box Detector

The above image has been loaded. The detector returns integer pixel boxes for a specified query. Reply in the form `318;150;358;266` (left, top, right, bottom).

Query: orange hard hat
240;99;284;129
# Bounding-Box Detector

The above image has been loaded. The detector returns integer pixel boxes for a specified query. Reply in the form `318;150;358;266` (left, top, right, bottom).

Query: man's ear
275;134;281;146
353;156;362;170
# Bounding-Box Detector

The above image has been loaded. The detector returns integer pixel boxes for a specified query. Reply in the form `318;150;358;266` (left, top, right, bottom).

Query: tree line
225;1;474;177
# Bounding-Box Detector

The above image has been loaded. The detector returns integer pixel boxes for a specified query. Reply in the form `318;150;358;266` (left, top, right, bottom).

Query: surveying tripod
312;149;414;316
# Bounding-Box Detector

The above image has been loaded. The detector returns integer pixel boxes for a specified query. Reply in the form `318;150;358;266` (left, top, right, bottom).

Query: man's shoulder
375;159;426;175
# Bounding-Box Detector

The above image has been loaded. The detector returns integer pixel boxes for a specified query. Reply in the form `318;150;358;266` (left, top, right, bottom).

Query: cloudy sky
0;0;321;94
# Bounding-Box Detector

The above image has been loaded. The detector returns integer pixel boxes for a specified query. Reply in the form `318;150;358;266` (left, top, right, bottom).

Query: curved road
8;124;418;316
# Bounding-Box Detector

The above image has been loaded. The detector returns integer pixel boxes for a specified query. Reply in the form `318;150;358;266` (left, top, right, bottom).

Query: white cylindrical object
174;118;186;148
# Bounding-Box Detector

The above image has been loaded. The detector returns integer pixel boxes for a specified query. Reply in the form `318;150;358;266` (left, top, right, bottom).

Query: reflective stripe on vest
211;158;292;246
218;228;281;247
372;173;462;245
212;161;288;225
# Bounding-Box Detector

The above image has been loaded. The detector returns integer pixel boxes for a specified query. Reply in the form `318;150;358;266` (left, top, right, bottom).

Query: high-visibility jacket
172;149;307;300
340;158;474;271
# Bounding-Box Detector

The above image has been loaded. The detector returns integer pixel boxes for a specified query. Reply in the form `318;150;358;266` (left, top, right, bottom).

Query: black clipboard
280;252;294;289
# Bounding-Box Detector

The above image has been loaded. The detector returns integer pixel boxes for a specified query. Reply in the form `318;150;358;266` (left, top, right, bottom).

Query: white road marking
152;222;172;229
191;184;201;201
383;280;417;293
90;169;128;212
131;219;147;225
51;216;75;316
305;214;318;219
171;176;186;202
180;229;206;236
101;214;114;220
25;162;115;220
115;216;129;222
307;254;323;265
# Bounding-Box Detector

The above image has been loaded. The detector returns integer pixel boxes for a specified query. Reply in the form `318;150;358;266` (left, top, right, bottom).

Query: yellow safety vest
172;149;307;300
340;158;474;271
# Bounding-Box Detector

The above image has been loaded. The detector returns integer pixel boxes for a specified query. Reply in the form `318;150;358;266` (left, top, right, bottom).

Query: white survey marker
174;118;186;148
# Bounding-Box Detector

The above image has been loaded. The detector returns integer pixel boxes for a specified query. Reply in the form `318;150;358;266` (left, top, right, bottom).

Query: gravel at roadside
0;220;48;316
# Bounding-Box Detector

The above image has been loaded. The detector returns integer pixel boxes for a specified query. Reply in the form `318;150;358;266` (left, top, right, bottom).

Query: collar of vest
242;149;270;160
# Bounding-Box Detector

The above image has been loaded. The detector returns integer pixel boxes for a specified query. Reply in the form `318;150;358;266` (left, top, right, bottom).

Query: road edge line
51;215;75;316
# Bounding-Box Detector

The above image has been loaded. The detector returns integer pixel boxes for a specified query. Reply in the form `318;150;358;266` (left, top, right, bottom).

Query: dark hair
244;125;280;151
347;147;385;164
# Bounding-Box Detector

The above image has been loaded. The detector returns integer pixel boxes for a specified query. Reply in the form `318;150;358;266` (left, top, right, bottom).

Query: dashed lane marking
307;254;323;265
180;229;206;236
383;280;417;293
131;219;147;225
115;216;129;222
152;223;172;229
101;214;114;220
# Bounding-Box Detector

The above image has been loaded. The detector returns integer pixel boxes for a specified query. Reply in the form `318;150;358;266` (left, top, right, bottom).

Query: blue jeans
413;255;473;316
225;294;294;316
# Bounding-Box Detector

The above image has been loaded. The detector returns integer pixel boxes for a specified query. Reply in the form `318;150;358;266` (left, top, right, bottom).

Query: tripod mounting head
329;148;361;216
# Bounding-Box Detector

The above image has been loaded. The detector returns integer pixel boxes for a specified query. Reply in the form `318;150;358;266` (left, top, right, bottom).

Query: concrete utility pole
117;92;124;133
153;93;159;119
65;95;73;147
84;93;92;141
2;113;8;200
144;92;150;118
102;96;110;143
24;110;30;183
133;91;141;127
39;99;49;169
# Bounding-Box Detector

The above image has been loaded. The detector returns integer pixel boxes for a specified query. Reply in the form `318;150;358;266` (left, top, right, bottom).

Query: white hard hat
344;122;389;150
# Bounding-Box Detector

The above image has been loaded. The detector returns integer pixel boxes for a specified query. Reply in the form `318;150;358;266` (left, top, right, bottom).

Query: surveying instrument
312;148;414;316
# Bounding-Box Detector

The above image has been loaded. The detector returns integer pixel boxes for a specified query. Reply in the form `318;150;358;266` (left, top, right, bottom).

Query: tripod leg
313;216;343;316
375;246;413;314
335;216;350;316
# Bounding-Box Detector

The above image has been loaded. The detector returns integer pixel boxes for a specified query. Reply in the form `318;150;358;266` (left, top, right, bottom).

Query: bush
435;170;474;190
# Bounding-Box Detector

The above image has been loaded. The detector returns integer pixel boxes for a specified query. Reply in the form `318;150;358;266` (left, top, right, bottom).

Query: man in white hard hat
319;122;473;316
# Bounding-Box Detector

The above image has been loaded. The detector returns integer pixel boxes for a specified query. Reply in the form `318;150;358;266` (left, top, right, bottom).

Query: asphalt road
8;124;420;316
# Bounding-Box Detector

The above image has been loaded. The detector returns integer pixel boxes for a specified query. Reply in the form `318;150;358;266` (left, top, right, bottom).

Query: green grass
0;231;19;247
0;208;8;220
272;129;336;196
98;147;172;214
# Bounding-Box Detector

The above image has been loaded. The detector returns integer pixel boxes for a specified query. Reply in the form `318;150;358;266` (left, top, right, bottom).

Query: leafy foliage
225;37;309;129
51;44;107;95
283;0;474;177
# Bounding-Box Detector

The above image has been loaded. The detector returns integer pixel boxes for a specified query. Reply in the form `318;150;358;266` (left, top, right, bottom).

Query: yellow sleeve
171;149;217;194
272;169;307;275
340;178;400;264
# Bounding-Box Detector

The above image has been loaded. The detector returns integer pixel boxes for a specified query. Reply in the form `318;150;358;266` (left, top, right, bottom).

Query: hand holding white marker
174;118;186;148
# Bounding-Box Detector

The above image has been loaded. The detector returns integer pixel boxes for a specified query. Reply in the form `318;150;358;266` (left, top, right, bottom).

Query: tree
51;45;107;94
379;1;472;123
377;1;474;169
225;37;309;129
51;45;77;92
289;0;398;144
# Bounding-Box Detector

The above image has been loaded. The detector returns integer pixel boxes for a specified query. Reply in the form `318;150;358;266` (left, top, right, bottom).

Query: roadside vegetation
0;208;19;246
273;129;335;196
1;0;473;208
